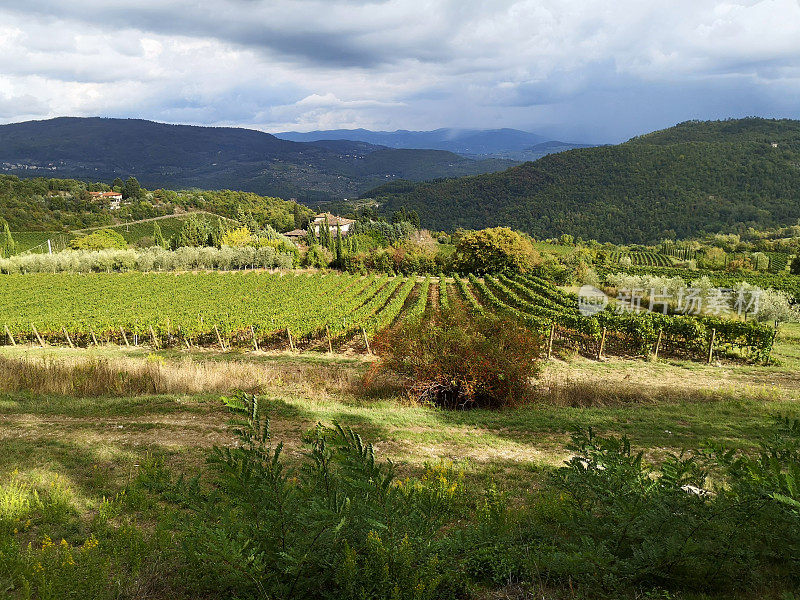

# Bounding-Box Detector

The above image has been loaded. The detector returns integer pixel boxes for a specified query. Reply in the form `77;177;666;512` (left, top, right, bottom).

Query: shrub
220;225;254;247
453;227;540;275
302;243;331;268
368;304;540;409
69;229;128;251
498;422;800;593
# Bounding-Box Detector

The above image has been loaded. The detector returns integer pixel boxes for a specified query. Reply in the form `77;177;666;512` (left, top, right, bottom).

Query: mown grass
0;324;798;598
1;324;798;491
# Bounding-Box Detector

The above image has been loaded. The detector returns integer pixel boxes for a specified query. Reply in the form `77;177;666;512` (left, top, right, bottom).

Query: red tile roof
313;212;354;226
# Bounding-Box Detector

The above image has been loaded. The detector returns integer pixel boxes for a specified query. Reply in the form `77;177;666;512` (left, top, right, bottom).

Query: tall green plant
158;392;466;599
0;219;14;257
334;223;343;265
152;222;166;248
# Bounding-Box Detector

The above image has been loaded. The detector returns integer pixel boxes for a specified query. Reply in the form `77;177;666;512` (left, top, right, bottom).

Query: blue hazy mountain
275;127;592;158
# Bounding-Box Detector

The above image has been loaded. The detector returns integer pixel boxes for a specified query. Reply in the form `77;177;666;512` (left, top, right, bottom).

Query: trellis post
325;324;333;354
62;326;74;348
361;326;372;355
597;327;607;360
252;326;260;351
286;327;294;352
214;324;225;351
120;327;130;347
31;323;45;347
707;328;716;364
4;324;16;346
653;329;663;360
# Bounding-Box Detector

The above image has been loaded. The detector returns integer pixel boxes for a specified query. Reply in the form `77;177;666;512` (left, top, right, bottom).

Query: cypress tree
153;222;166;248
320;216;331;249
212;217;225;248
293;203;305;230
0;219;14;257
334;224;343;266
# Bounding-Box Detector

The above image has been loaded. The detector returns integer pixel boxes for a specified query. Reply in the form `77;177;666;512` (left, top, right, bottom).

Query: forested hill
365;118;800;244
0;117;515;202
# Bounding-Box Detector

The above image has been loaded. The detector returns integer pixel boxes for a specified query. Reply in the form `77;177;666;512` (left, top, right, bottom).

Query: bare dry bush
368;305;541;409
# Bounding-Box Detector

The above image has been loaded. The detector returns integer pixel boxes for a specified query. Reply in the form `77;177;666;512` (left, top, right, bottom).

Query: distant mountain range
364;118;800;244
0;118;517;202
275;128;594;160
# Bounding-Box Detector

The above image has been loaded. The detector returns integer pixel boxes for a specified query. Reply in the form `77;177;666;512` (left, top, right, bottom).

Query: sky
0;0;799;143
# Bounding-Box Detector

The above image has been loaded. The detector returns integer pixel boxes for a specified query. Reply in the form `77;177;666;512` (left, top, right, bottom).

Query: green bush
464;422;800;594
69;229;127;251
136;406;800;598
453;227;540;275
153;393;468;599
302;243;331;268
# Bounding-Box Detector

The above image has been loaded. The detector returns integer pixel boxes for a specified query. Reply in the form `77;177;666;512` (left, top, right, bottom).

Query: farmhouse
89;191;124;210
312;213;354;236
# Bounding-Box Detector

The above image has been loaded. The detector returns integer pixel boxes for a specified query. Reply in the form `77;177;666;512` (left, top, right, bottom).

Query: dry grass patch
0;352;361;398
534;357;791;407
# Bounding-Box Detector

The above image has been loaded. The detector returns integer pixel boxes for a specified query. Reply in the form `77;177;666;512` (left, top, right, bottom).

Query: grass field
0;321;798;598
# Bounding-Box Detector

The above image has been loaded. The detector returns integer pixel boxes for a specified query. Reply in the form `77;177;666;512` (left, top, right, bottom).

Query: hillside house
312;213;354;236
89;191;123;210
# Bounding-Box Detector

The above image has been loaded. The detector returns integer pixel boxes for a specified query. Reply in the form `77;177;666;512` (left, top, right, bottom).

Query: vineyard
8;231;74;254
0;271;776;362
456;272;776;362
0;272;425;351
608;251;674;267
765;251;790;273
71;212;234;246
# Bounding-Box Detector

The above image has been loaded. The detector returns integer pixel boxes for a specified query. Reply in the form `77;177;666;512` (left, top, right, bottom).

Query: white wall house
89;191;123;210
312;213;354;236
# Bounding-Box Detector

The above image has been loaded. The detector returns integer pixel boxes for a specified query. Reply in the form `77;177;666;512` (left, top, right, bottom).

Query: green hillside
0;174;309;234
366;118;800;243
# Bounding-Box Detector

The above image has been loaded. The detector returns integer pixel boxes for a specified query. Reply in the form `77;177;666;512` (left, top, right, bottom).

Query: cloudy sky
0;0;799;142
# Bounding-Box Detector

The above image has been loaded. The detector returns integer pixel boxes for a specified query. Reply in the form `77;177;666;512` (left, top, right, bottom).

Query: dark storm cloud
0;0;447;68
1;0;799;140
